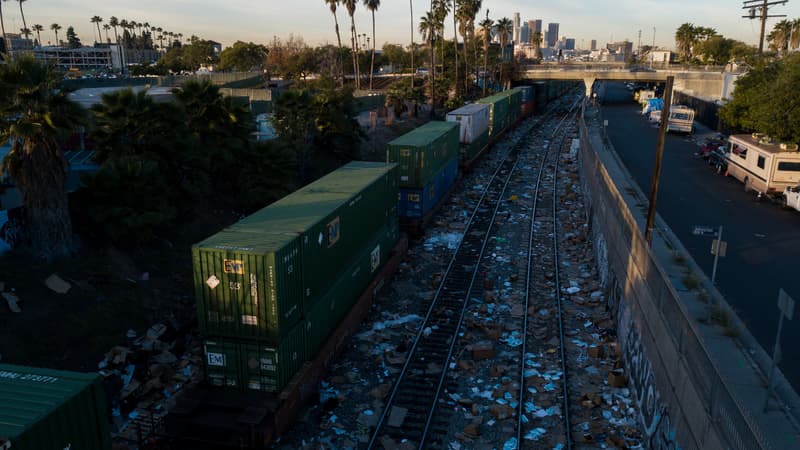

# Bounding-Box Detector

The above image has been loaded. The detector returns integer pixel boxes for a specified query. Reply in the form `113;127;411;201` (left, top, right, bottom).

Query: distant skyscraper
533;20;542;34
565;38;575;50
513;13;521;44
546;23;559;47
521;22;529;45
591;39;597;50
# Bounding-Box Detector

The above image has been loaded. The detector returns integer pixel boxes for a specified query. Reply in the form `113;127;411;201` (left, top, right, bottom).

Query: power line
741;0;789;54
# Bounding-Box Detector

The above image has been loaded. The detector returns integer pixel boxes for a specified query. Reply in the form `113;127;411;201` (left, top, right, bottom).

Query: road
597;82;800;392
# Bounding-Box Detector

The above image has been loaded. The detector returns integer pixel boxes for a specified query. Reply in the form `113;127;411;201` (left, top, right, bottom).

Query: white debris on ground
272;116;645;449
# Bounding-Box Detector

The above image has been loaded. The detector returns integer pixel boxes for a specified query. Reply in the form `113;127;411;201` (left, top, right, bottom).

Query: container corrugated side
193;230;303;342
240;320;306;393
204;338;243;389
519;86;534;103
387;121;459;188
305;221;399;358
232;162;398;308
460;130;489;162
0;364;110;450
398;156;459;219
446;103;490;145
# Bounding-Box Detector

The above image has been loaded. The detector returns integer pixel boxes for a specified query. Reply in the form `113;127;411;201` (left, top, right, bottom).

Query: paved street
598;82;800;392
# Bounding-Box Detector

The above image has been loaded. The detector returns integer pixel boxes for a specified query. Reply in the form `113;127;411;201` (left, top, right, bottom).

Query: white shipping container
446;103;491;145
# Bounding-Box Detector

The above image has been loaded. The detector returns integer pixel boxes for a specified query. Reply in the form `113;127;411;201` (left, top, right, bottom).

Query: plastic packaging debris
565;286;581;294
503;438;518;450
524;428;547;440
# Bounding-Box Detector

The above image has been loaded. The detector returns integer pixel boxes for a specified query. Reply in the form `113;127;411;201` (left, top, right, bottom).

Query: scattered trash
2;292;21;313
44;274;71;294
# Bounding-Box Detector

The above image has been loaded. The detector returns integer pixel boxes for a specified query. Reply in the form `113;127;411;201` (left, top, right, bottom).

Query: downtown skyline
9;0;800;51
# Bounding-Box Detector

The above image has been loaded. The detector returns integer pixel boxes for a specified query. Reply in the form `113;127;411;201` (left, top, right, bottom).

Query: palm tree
0;0;7;57
675;23;696;64
409;0;414;77
456;0;472;92
342;0;360;88
768;20;792;55
90;16;103;44
16;0;27;36
19;27;30;39
324;0;345;86
109;16;119;42
479;16;493;96
451;0;458;98
790;18;800;51
31;23;42;45
0;56;87;260
432;0;450;79
364;0;380;90
50;23;61;46
495;17;512;89
103;24;110;43
531;31;542;59
420;10;437;107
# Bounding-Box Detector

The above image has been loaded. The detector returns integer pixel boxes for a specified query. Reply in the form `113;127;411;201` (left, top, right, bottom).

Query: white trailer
783;185;800;211
665;105;695;134
725;134;800;198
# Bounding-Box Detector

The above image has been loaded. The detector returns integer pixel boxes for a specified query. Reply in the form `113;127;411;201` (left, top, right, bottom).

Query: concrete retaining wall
578;107;770;449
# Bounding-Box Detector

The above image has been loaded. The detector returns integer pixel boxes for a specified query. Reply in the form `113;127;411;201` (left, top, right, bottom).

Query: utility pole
742;0;788;54
637;29;642;64
645;76;674;246
650;27;656;68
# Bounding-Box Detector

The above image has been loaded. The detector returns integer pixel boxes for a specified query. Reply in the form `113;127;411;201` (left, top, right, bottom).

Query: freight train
165;80;575;448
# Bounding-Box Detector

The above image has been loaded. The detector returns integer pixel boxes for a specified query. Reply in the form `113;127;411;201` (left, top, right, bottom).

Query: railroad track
367;97;581;450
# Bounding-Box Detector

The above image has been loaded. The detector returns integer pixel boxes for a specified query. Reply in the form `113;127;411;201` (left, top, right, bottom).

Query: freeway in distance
597;82;800;392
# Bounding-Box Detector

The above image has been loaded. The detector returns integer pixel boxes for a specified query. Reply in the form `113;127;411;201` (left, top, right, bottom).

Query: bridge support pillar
583;77;596;98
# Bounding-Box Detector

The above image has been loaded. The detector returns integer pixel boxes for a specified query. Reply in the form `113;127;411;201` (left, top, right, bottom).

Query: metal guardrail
578;103;772;449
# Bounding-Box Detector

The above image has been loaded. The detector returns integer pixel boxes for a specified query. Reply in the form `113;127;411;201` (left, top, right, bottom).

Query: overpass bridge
521;64;742;101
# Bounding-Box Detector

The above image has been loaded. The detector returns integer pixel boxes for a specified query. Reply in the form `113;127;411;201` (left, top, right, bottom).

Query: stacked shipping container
388;121;460;220
446;103;491;163
193;162;399;393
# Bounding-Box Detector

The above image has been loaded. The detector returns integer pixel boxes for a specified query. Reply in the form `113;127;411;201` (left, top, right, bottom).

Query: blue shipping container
398;157;459;218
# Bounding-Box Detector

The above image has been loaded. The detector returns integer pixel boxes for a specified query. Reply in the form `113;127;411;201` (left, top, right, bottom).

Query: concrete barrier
577;105;774;449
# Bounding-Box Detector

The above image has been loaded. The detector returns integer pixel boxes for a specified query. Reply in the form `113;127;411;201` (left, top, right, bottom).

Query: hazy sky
9;0;800;51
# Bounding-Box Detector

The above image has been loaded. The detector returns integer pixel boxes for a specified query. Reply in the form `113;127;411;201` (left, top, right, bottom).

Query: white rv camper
665;105;695;133
724;134;800;198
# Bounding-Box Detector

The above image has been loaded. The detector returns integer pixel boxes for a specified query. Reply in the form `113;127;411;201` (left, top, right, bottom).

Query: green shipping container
460;129;490;162
387;121;459;188
0;364;110;450
204;338;243;389
193;229;304;342
477;93;510;138
234;162;398;308
240;322;306;393
305;221;399;358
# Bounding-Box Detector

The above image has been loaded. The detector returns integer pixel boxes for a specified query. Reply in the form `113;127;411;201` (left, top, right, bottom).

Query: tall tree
768;20;793;55
364;0;379;90
342;0;360;88
324;0;345;86
452;0;458;98
409;0;414;77
103;24;110;43
675;23;696;64
479;16;492;96
531;31;542;58
420;10;437;107
31;23;41;45
16;0;26;36
90;16;103;43
0;56;87;260
432;0;450;81
50;23;61;46
495;17;512;88
792;18;800;51
66;26;81;48
18;27;29;39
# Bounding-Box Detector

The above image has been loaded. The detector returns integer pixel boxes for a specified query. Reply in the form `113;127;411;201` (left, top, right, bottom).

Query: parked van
722;134;800;198
665;105;695;134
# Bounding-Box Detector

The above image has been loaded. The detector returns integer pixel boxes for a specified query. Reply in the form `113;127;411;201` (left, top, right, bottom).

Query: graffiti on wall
609;273;682;450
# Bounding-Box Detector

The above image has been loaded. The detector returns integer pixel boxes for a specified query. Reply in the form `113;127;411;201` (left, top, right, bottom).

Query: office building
521;22;529;45
546;23;559;48
530;19;542;34
565;38;575;50
591;39;597;51
33;45;123;72
513;13;521;44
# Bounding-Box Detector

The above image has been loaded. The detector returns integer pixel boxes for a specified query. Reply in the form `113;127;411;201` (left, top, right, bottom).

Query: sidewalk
583;104;800;449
